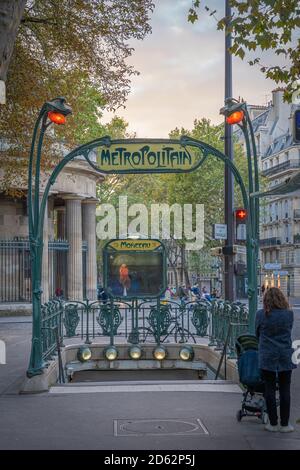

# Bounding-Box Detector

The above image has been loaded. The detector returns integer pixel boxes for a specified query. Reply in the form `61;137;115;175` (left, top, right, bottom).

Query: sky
102;0;284;137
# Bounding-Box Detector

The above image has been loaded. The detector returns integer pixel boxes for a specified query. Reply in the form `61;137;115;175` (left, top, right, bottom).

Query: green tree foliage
188;0;300;101
0;0;154;195
167;118;248;243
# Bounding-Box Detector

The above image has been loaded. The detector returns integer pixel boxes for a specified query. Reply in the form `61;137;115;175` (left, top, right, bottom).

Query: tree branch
21;16;57;26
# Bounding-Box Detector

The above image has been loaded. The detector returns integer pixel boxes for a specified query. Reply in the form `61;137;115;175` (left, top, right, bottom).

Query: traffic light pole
224;0;235;301
220;98;261;334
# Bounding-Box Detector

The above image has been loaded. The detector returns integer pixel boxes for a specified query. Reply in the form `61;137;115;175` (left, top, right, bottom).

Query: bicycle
134;301;196;344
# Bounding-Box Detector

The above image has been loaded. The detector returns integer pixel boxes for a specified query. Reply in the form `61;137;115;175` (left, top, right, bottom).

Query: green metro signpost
27;96;260;377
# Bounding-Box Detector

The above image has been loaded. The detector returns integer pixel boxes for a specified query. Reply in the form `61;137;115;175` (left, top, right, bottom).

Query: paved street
0;311;299;450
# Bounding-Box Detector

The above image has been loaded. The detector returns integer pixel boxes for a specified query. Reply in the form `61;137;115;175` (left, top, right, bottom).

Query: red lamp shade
226;110;244;125
48;111;66;125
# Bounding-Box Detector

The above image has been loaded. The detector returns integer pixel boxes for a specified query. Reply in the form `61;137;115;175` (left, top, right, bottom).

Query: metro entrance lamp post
220;98;260;333
27;97;72;377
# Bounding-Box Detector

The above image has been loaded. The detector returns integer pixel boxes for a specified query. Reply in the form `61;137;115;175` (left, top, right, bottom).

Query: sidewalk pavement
0;316;299;450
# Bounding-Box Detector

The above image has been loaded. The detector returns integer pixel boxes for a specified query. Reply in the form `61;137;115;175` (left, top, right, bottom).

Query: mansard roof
233;106;270;140
263;133;295;159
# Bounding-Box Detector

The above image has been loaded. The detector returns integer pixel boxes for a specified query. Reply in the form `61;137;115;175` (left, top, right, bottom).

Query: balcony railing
261;160;299;177
259;237;281;247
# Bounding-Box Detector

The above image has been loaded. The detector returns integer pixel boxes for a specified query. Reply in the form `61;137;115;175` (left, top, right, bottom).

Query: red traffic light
235;208;247;221
226;110;244;125
48;111;67;125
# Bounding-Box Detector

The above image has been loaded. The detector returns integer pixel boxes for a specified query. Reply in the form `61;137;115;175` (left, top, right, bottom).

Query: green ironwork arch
38;135;251;240
28;132;256;378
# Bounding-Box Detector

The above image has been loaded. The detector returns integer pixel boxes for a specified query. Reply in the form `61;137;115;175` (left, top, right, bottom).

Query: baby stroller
236;334;268;423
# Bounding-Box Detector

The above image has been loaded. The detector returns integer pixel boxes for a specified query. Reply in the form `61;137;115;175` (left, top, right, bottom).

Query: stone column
41;196;49;303
82;199;98;300
56;207;66;239
65;197;83;300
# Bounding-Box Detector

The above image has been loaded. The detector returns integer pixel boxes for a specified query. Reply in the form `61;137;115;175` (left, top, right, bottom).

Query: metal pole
224;0;235;301
27;114;48;377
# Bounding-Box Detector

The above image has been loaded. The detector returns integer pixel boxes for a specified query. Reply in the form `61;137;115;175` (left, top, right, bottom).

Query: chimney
272;88;284;118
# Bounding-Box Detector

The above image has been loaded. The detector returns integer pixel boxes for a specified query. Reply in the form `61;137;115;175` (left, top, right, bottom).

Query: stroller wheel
262;412;269;425
236;410;243;422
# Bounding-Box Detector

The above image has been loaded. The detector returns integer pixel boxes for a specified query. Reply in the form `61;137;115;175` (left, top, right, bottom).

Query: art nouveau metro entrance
25;97;260;389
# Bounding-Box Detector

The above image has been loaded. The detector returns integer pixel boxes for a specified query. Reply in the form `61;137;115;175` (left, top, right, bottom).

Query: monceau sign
85;137;207;174
109;239;162;251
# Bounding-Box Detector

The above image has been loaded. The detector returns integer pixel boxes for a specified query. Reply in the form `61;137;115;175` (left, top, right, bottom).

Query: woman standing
255;287;296;432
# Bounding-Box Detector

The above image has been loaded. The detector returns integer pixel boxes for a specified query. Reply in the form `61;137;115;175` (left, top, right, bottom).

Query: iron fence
39;297;249;364
0;238;87;302
0;239;31;302
41;299;64;361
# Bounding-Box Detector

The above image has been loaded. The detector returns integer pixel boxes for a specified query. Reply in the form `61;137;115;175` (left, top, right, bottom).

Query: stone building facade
236;89;300;297
0;154;103;304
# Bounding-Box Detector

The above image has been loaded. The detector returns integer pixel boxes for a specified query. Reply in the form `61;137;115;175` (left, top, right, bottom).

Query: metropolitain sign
84;137;207;174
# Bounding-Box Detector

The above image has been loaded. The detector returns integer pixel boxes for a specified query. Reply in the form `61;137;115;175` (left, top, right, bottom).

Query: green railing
208;299;248;358
39;297;249;364
41;299;64;361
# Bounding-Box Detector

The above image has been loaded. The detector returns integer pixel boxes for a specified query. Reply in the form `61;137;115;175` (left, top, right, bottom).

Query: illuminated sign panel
103;239;167;299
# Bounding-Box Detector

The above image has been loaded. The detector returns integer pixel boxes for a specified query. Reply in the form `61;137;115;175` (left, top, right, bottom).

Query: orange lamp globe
48;111;67;125
226;110;244;125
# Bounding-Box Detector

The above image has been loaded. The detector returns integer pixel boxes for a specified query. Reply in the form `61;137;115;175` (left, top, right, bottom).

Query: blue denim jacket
255;308;296;372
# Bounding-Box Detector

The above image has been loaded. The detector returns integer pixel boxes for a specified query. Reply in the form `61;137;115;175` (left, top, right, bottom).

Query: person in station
55;287;63;299
119;263;131;296
211;288;218;299
97;285;108;304
255;287;296;432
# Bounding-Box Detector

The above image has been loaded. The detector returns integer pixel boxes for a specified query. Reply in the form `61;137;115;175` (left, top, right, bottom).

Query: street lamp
220;98;260;333
27;97;72;378
226;110;244;125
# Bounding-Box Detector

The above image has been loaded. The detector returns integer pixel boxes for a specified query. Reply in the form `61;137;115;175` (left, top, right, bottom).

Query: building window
284;224;291;242
295;248;300;264
278;201;282;219
284;200;289;218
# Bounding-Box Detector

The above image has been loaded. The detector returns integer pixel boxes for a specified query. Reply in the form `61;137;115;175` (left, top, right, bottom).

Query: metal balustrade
41;299;64;361
39;297;249;364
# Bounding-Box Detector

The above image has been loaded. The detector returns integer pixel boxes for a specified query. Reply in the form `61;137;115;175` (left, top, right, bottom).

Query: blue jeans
261;369;292;426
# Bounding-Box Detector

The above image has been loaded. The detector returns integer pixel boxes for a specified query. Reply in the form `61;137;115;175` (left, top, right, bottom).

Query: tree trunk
0;0;26;102
181;245;190;287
